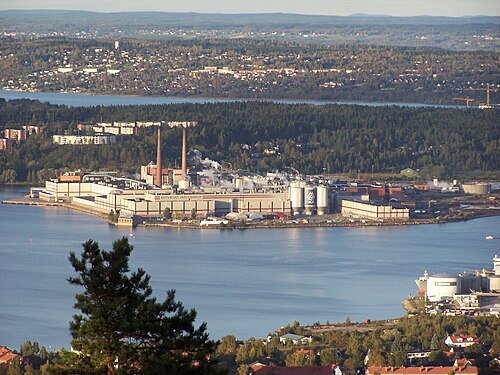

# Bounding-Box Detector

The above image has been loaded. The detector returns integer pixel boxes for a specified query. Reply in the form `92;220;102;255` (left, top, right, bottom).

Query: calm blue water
0;90;464;109
0;185;498;350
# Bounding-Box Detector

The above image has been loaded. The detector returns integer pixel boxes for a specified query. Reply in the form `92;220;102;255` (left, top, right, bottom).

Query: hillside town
0;38;497;104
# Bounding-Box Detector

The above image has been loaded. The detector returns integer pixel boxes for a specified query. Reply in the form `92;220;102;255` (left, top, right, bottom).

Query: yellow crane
453;97;474;108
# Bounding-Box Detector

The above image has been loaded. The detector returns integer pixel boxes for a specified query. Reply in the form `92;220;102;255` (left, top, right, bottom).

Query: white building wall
341;200;409;220
427;275;460;302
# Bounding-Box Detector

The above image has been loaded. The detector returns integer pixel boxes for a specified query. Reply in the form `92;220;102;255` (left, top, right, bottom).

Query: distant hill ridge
1;9;498;25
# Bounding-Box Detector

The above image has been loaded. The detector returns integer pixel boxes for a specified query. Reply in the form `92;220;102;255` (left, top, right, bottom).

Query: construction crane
453;97;474;108
466;84;497;109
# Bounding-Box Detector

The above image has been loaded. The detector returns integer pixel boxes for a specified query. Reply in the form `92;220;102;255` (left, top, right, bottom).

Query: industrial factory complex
14;120;496;228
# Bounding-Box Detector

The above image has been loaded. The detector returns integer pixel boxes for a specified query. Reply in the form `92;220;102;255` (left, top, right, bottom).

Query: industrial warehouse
27;120;414;226
33;170;415;226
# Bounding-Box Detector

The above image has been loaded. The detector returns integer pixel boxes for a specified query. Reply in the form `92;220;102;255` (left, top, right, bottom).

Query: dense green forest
0;37;498;104
0;99;498;183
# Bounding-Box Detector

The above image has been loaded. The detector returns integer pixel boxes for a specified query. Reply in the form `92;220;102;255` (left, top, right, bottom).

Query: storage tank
459;273;482;293
178;179;190;191
462;182;491;195
290;181;304;215
304;187;316;216
235;177;243;192
494;255;500;275
427;274;460;302
316;186;329;215
488;275;500;293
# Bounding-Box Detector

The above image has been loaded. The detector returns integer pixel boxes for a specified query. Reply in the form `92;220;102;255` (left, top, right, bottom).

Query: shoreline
0;88;465;109
3;196;499;230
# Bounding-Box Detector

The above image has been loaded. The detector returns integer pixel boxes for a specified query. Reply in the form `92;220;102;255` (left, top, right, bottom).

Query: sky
1;0;499;17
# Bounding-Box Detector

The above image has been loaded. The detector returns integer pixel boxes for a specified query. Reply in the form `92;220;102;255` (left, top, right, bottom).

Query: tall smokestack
181;127;187;179
156;126;162;188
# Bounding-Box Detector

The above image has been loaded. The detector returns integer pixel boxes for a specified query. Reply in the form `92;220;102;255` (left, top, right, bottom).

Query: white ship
415;270;429;295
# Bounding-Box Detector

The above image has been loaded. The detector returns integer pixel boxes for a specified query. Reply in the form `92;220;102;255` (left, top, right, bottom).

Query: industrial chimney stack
166;121;198;181
182;127;187;179
156;126;162;187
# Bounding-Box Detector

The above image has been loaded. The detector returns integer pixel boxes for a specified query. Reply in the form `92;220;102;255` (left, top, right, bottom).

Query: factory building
341;199;410;221
39;175;291;218
119;192;289;217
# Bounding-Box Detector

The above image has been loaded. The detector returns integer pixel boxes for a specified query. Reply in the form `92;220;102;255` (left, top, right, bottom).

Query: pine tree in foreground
49;237;222;375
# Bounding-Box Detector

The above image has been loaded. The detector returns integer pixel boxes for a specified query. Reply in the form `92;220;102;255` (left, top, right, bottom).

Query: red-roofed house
294;348;316;359
0;346;20;364
365;365;478;375
251;364;342;375
445;335;480;348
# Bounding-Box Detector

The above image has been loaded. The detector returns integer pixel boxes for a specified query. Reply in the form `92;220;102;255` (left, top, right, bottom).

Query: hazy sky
1;0;499;17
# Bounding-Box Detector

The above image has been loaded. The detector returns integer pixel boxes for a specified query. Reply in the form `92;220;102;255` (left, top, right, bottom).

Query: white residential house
445;335;480;348
279;333;313;345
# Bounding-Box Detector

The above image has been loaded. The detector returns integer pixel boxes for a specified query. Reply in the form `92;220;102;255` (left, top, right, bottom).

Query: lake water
1;185;498;350
0;90;464;109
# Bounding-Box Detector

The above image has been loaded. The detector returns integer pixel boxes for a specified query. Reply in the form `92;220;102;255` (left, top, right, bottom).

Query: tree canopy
0;100;498;182
56;237;220;375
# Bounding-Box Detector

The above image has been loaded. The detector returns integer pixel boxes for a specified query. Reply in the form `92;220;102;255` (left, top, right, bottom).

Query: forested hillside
0;99;498;183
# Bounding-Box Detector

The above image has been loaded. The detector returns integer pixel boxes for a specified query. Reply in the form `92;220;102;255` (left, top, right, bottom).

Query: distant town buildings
4;128;27;141
0;124;45;152
56;120;168;142
52;134;116;145
366;365;478;375
0;138;14;152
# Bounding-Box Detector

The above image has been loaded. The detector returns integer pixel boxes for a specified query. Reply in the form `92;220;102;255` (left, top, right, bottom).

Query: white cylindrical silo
178;179;190;191
426;274;460;302
459;273;482;293
290;181;304;215
235;177;243;192
316;186;329;215
494;255;500;276
462;183;491;195
304;186;316;216
489;275;500;293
